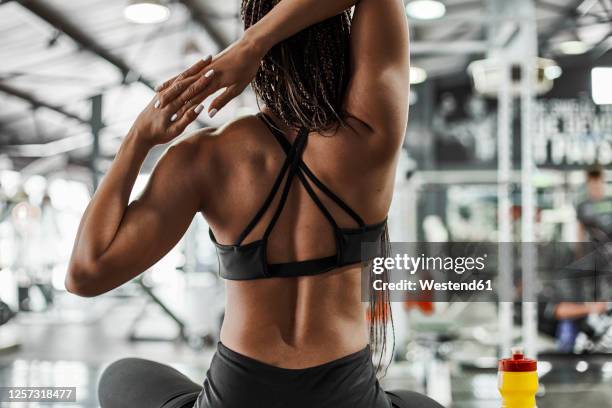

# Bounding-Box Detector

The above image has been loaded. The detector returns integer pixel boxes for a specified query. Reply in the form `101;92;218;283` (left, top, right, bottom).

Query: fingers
167;82;240;124
168;103;205;136
155;75;178;94
154;55;212;93
208;85;241;118
166;68;216;114
171;88;209;122
156;75;198;109
156;55;243;123
165;75;216;126
168;79;233;124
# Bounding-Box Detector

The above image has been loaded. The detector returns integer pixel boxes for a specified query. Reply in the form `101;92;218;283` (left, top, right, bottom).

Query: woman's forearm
244;0;358;54
69;131;150;272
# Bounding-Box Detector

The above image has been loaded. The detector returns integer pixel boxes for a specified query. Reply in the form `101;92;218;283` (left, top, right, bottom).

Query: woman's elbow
65;260;105;297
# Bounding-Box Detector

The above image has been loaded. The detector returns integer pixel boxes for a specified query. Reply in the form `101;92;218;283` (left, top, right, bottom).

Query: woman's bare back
198;110;399;367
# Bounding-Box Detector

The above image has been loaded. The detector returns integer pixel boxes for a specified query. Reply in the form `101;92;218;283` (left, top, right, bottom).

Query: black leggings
99;345;444;408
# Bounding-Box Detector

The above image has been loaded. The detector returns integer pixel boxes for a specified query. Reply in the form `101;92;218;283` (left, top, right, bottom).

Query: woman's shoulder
169;113;278;177
184;113;271;148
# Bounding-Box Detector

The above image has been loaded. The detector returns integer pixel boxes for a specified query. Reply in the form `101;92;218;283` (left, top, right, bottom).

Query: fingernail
209;108;218;118
155;85;162;92
194;104;204;114
170;113;178;122
204;69;214;78
154;100;161;109
203;54;212;62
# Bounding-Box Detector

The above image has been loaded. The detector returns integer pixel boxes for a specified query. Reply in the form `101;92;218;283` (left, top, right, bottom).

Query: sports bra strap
259;113;366;228
296;169;339;229
259;113;292;152
235;129;303;245
262;128;309;240
300;165;365;227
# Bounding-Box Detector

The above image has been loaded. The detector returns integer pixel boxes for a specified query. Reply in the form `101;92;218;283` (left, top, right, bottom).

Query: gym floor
1;295;612;407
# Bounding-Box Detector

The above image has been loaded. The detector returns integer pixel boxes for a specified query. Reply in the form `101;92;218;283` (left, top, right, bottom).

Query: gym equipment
127;276;216;349
0;297;20;354
0;299;15;325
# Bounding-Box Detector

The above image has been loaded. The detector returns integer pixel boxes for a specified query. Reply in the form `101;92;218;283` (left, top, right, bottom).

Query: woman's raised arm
344;0;411;149
157;0;361;118
66;59;216;297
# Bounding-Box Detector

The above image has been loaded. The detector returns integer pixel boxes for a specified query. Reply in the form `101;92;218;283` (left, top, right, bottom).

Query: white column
497;58;514;358
519;0;539;359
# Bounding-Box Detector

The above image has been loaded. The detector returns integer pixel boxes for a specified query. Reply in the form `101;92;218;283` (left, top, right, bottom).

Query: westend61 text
372;279;493;292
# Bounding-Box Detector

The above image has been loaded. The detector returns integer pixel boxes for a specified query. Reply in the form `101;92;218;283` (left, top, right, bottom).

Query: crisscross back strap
262;128;309;241
258;113;366;228
300;165;365;227
235;128;304;245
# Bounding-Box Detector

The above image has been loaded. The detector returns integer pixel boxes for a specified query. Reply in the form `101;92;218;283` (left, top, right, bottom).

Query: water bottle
498;347;538;408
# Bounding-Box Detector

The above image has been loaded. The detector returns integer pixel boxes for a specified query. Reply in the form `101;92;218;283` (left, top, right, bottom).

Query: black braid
241;0;351;133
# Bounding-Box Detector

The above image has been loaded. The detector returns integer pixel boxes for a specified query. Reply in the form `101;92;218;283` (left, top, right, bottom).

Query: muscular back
191;112;397;367
187;0;410;368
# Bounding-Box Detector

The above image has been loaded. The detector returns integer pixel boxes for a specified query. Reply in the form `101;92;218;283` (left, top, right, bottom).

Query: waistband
201;342;386;408
217;341;371;374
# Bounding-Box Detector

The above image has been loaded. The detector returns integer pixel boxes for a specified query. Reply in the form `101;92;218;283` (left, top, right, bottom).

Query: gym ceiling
0;0;610;174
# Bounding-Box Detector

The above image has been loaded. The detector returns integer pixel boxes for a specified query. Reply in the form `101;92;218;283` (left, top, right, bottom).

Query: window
592;67;612;105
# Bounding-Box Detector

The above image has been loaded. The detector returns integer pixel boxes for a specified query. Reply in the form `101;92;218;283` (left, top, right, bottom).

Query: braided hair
241;0;351;132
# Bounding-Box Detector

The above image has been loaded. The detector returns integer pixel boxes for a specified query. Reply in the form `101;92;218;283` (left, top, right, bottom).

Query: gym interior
1;0;612;407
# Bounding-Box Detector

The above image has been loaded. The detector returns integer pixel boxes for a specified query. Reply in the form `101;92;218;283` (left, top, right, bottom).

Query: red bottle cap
499;347;537;372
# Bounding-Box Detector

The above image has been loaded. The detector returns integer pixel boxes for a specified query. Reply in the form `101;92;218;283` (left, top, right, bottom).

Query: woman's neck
261;106;301;138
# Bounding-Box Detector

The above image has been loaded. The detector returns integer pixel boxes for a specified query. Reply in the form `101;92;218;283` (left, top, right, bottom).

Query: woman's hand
204;34;266;116
156;32;267;120
131;57;215;146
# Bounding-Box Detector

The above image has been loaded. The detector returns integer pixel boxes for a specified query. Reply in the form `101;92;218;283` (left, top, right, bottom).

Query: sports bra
209;113;387;280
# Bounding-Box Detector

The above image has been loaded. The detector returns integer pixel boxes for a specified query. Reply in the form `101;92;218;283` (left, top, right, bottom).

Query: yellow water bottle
498;347;538;408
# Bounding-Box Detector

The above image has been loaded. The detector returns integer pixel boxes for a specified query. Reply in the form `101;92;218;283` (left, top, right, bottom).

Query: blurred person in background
33;192;60;306
577;165;612;244
10;188;40;311
539;165;612;353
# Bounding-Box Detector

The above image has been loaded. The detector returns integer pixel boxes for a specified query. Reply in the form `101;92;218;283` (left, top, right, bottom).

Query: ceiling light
410;66;428;84
468;58;559;97
124;0;170;24
592;67;612;105
544;64;562;80
558;40;590;55
405;0;446;20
